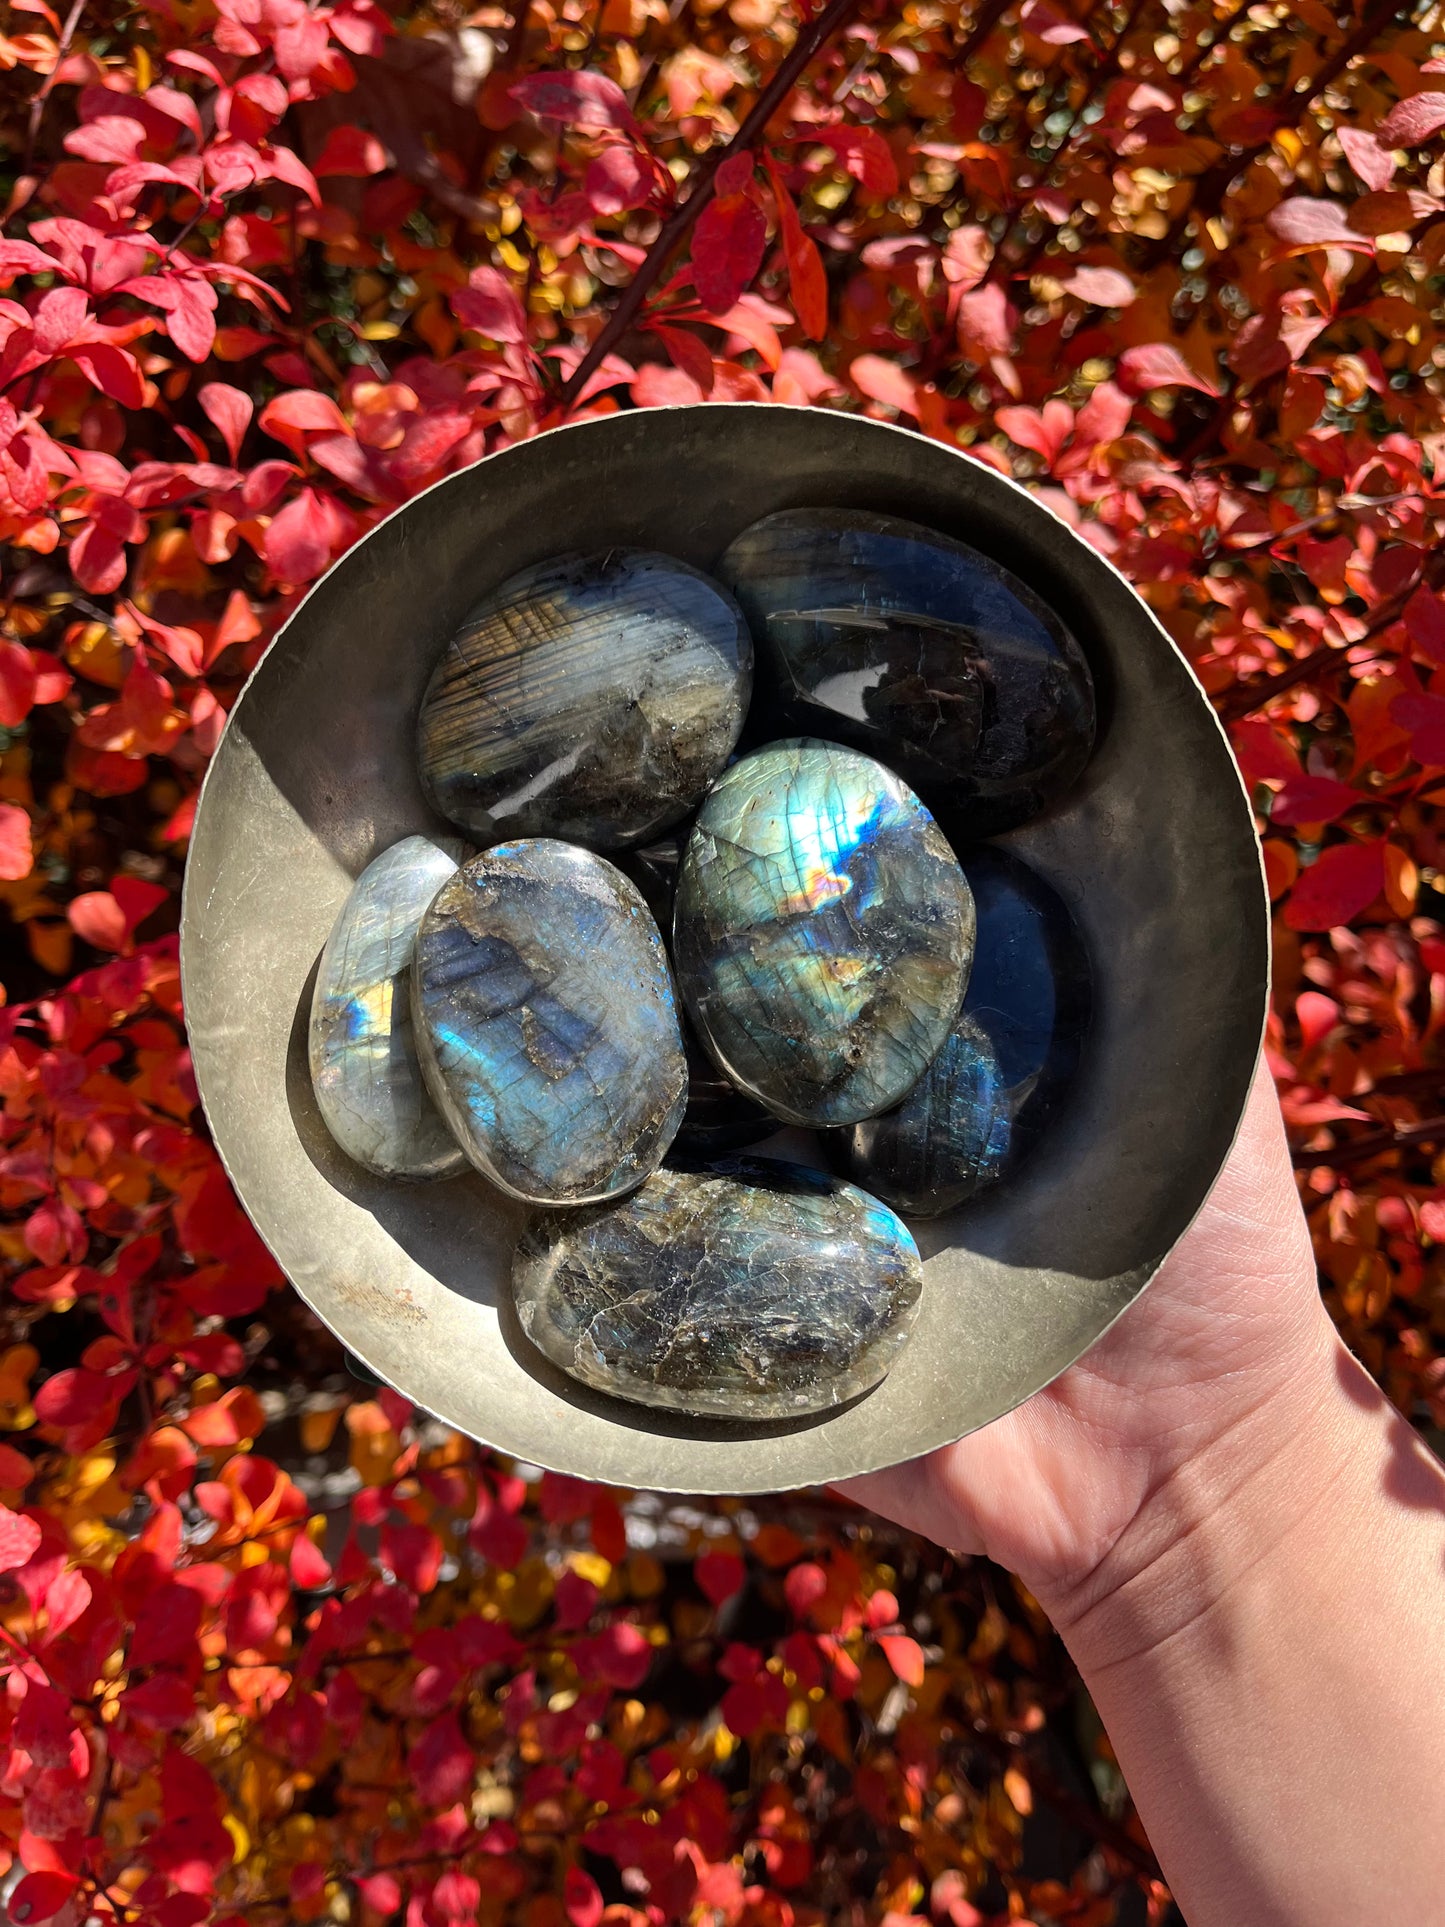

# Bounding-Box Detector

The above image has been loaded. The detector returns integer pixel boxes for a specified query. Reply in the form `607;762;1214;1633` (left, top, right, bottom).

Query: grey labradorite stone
827;848;1092;1214
718;507;1095;836
411;839;687;1205
416;549;753;849
513;1159;922;1418
308;834;469;1181
673;741;975;1128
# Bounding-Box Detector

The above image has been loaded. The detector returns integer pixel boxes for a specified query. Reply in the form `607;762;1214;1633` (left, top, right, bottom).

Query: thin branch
557;0;863;413
1293;1114;1445;1170
1173;0;1255;88
22;0;88;178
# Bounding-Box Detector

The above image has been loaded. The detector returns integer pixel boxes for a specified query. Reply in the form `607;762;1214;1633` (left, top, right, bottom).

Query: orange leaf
763;154;827;340
878;1633;925;1687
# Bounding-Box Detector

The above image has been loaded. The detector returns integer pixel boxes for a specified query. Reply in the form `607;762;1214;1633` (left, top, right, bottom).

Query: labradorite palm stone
411;840;687;1204
308;834;469;1180
673;741;975;1127
828;848;1091;1214
512;1159;922;1418
719;508;1095;835
416;550;752;849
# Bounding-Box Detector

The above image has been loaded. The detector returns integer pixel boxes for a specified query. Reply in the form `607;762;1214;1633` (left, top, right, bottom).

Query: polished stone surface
513;1158;922;1418
621;832;776;1155
673;741;975;1127
417;550;752;849
411;840;687;1204
719;508;1095;835
827;847;1091;1213
309;835;469;1180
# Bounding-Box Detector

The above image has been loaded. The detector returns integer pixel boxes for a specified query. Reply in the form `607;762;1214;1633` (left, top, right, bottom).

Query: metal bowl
181;404;1266;1494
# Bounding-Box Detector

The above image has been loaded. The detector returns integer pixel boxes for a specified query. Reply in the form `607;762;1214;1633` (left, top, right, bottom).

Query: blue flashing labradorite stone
308;834;469;1180
416;549;753;850
826;847;1092;1214
411;840;688;1205
673;741;975;1128
512;1159;922;1418
718;507;1095;836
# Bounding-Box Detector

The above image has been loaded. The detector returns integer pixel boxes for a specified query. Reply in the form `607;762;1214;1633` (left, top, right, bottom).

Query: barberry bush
3;0;1445;1921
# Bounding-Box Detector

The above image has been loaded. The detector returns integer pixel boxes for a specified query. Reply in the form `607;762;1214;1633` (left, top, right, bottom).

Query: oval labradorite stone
411;840;688;1205
718;507;1095;836
673;741;975;1127
308;834;469;1180
416;549;753;849
827;848;1092;1214
513;1159;922;1418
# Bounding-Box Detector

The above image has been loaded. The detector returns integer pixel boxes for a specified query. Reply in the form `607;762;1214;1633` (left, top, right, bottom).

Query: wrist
1034;1305;1357;1665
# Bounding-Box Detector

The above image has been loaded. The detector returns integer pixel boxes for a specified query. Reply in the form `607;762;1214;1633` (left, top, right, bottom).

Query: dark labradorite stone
416;549;753;849
620;833;775;1156
718;507;1095;836
512;1159;922;1418
673;741;975;1128
411;839;687;1205
309;834;470;1180
826;847;1091;1214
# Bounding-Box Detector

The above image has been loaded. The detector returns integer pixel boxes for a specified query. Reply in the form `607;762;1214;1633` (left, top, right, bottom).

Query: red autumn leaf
1019;0;1092;42
1116;342;1221;396
815;125;899;197
878;1632;926;1687
564;1868;604;1927
692;191;767;315
574;1619;652;1688
408;1709;474;1807
122;1670;196;1731
1268;773;1360;826
198;381;253;464
9;1872;80;1924
67;890;128;952
648;321;715;395
313;124;388;177
696;1550;746;1607
509;69;637;132
849;354;920;416
1061;263;1136;308
1266;197;1374;251
1377;91;1445;144
1338;125;1395;191
1404;586;1445;662
1284;839;1389;931
380;1521;443;1593
0;1505;42;1573
1391;692;1445;765
997;399;1074;465
585;144;656;215
783;1561;828;1620
265;487;334;583
0;640;38;726
451;264;528;343
290;1531;332;1589
0;801;33;881
70;343;147;409
129;1583;202;1669
0;1443;32;1488
764;153;827;341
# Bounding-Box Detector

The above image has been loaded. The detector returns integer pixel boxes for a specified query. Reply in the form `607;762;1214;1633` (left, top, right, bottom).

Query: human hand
838;1054;1335;1625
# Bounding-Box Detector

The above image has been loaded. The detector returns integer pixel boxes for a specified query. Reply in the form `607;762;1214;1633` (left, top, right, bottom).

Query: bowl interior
181;405;1267;1494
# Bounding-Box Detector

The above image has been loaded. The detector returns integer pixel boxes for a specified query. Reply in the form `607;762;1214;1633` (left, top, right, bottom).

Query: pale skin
841;1058;1445;1925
